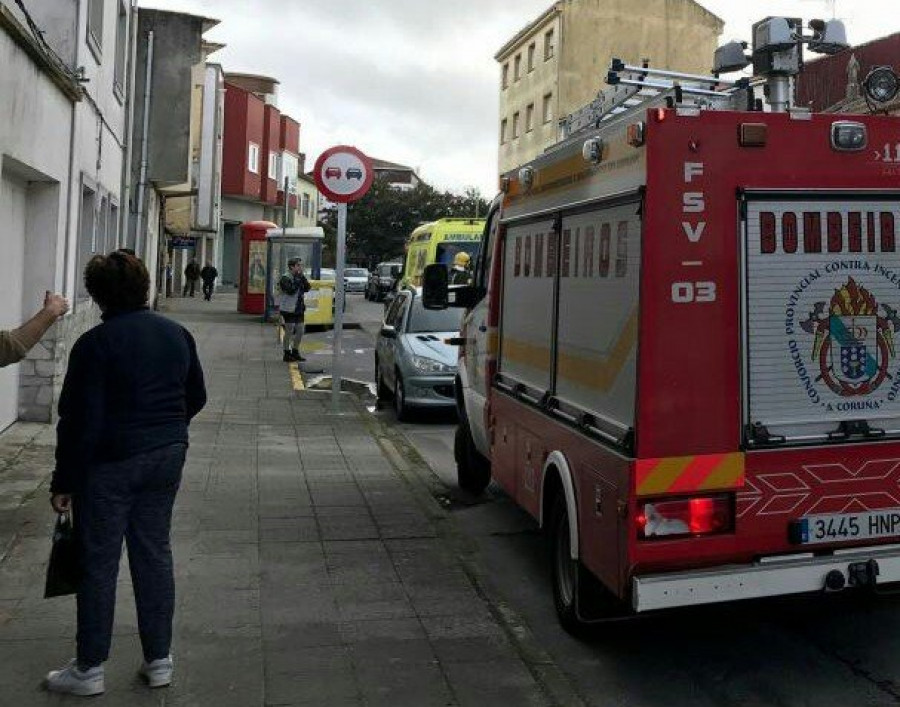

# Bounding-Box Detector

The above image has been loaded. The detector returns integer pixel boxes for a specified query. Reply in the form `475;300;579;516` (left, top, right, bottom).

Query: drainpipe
62;0;85;305
120;0;140;245
135;29;154;259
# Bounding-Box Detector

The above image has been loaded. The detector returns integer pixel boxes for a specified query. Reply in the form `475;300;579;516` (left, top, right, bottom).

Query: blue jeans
74;443;186;667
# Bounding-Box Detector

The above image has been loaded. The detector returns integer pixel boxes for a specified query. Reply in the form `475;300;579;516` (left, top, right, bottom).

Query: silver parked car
343;267;369;293
375;288;463;421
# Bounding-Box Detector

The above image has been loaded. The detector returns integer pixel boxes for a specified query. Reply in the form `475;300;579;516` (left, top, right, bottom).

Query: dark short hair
288;258;303;268
84;251;150;311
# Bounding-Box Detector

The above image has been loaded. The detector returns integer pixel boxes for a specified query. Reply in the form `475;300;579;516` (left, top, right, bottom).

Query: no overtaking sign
313;145;373;410
314;146;373;203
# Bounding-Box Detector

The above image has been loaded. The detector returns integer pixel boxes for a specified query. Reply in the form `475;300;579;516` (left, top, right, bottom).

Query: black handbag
44;513;81;598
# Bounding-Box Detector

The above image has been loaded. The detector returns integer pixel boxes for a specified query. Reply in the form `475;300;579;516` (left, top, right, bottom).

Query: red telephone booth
238;221;277;314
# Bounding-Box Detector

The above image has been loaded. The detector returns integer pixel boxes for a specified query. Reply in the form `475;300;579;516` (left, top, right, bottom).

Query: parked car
366;261;402;301
375;288;463;421
343;267;368;293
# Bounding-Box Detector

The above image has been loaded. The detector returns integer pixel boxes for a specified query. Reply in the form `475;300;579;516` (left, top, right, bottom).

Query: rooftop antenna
801;0;839;20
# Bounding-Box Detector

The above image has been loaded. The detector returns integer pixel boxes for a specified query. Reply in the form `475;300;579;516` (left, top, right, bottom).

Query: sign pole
332;202;347;411
313;145;372;414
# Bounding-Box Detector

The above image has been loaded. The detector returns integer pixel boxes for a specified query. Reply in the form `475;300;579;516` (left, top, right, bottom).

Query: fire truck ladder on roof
559;58;753;139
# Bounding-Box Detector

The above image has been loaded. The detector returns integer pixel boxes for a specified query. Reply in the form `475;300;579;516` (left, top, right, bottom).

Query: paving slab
0;294;559;706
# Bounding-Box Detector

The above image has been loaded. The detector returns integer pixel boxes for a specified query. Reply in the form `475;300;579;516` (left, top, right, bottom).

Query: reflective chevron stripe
636;453;745;496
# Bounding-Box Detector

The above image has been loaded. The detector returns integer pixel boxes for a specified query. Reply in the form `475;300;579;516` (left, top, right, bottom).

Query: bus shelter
264;227;335;327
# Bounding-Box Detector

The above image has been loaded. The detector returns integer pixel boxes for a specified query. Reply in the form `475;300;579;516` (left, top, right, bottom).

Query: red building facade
220;74;302;289
222;76;300;207
222;81;265;199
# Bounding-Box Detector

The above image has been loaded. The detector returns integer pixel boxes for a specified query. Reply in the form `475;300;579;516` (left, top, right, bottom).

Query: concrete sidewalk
0;294;562;706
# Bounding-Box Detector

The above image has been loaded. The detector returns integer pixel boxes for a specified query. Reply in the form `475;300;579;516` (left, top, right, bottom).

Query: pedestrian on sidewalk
182;259;200;297
45;250;207;697
0;291;69;367
277;257;311;362
200;262;218;301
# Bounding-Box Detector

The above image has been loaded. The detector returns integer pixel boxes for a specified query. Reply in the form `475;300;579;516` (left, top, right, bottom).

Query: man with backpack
277;258;311;362
200;262;218;301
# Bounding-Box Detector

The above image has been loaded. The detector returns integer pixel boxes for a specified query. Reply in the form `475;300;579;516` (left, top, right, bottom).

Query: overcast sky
143;1;896;196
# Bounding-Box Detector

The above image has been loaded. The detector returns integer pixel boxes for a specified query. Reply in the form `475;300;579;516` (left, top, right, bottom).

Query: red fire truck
425;18;900;631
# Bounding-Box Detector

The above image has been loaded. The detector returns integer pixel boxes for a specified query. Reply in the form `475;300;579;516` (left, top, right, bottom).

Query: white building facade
0;0;129;430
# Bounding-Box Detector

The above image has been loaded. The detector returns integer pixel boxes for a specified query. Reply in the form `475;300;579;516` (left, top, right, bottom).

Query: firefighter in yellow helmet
450;251;472;285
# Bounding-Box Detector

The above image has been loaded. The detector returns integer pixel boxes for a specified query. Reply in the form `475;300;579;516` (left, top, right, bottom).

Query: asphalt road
296;293;380;389
323;294;900;706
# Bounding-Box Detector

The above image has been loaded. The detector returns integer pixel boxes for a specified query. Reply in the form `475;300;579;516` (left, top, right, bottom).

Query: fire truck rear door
741;190;900;446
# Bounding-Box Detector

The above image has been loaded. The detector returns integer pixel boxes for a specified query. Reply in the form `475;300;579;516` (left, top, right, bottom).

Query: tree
322;179;490;266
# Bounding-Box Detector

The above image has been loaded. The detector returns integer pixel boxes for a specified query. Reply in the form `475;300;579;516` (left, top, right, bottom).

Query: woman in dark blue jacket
45;251;206;696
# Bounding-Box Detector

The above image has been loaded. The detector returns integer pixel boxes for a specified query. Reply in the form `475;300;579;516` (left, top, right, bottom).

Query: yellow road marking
289;362;305;391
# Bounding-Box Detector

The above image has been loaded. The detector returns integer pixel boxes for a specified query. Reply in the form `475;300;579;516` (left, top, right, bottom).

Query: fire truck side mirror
422;263;449;310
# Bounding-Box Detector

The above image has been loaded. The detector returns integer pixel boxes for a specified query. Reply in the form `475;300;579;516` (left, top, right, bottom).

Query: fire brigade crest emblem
801;278;899;397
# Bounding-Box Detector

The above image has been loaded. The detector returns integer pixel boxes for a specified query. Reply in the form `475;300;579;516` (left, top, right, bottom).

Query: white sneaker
45;660;105;696
140;654;173;688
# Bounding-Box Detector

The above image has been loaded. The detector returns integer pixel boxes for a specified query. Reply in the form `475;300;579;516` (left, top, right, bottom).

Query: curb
360;405;587;707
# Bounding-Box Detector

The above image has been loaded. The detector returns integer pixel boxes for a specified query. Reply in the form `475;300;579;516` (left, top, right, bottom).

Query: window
524;235;532;276
109;203;120;249
386;293;407;328
281;152;299;188
99;196;109;254
514;54;522;81
500;118;508;144
512;112;520;139
526;103;535;133
87;0;104;58
616;222;628;277
527;43;536;72
77;184;97;300
544;28;555;61
248;143;260;174
542;93;553;124
302;193;311;217
268;152;279;180
599;223;611;277
113;1;126;96
502;63;509;89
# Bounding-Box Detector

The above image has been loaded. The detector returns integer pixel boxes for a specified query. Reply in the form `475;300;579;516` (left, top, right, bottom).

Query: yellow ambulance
402;218;485;288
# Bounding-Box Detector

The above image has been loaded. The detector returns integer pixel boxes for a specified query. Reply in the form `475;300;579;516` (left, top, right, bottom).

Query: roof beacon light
808;19;849;56
582;138;604;164
518;166;535;192
864;66;900;104
753;17;795;54
626;122;646;147
713;41;750;75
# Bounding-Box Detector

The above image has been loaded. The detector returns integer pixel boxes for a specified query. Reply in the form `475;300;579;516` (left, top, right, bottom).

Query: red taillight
688;497;718;534
637;494;733;540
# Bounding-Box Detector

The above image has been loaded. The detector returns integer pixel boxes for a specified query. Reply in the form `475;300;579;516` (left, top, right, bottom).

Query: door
221;222;239;287
462;209;500;457
379;292;407;388
0;173;27;431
